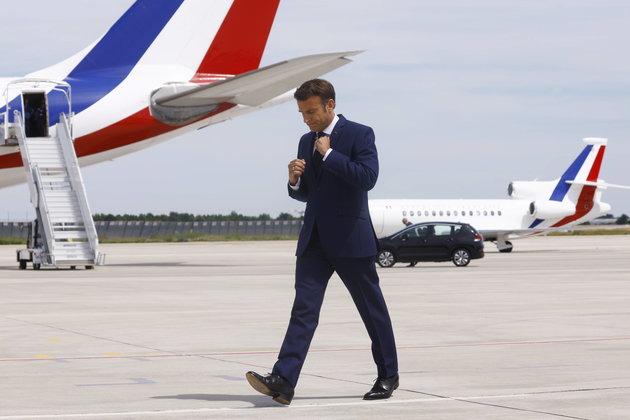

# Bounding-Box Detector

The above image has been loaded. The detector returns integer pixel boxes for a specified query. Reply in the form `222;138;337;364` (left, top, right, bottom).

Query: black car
376;222;484;267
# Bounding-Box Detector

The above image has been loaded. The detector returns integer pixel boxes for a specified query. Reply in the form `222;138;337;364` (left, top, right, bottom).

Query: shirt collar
322;114;339;136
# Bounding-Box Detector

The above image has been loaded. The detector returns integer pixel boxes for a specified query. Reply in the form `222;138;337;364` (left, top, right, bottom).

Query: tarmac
1;235;629;420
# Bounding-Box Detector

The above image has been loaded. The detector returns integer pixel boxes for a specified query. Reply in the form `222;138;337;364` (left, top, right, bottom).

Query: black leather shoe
363;373;399;400
246;371;294;405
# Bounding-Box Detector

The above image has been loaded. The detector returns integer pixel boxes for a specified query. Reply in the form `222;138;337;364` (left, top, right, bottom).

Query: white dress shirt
290;114;338;191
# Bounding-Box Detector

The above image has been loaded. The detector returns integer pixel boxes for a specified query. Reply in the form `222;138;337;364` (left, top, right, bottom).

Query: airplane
0;0;359;189
369;137;630;252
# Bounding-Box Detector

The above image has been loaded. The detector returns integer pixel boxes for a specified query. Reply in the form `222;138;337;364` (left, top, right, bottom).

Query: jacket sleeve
288;135;310;202
288;180;309;202
323;126;379;191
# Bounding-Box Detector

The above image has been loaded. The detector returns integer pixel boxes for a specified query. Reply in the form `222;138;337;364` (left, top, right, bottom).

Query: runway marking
2;336;628;363
76;378;155;387
0;393;531;418
212;374;246;381
47;338;97;342
500;364;583;370
32;355;71;363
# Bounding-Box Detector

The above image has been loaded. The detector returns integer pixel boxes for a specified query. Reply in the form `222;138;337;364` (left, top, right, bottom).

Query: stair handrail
57;113;100;263
32;164;55;263
14;110;40;208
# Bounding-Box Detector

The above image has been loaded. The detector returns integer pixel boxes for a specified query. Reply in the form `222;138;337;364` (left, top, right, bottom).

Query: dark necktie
313;132;325;172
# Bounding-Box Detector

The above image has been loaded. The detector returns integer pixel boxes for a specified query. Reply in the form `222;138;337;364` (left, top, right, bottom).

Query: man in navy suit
247;79;398;405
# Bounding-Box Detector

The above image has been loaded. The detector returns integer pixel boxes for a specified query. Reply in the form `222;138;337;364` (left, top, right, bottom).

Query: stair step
47;204;81;211
50;216;84;223
34;159;65;166
53;231;88;240
45;191;77;198
40;175;70;181
52;248;93;255
53;246;93;254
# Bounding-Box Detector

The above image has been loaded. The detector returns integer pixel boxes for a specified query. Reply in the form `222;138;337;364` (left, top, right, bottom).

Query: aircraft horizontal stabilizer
566;180;630;190
158;51;362;108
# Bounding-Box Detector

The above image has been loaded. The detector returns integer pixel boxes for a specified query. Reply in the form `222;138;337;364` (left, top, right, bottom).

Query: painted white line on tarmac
0;393;531;418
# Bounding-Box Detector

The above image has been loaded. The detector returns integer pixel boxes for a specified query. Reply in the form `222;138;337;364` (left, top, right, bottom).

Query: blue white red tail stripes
528;141;606;228
548;145;592;202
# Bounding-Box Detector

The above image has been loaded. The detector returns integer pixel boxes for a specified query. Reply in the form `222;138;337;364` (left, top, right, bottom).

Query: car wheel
452;248;471;267
377;250;396;268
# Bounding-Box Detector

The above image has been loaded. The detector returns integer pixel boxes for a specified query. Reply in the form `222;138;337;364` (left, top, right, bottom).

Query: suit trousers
272;228;398;387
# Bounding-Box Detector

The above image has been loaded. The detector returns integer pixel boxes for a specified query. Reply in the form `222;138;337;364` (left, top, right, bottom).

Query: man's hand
288;159;306;186
315;135;330;156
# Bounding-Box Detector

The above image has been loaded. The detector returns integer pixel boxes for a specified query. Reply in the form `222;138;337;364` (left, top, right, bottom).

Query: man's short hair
294;79;335;109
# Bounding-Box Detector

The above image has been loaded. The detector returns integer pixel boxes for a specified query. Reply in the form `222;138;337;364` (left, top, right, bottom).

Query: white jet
369;138;630;252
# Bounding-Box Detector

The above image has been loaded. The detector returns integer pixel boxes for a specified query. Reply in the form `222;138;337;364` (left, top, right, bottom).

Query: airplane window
454;211;458;216
403;211;407;216
498;211;502;216
447;211;451;216
425;211;429;216
469;211;473;216
491;211;495;216
484;211;487;216
432;211;436;216
439;211;443;216
476;211;480;216
410;211;414;216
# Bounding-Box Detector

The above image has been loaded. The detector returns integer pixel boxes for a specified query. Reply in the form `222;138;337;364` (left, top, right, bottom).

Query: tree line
597;213;629;225
92;211;302;222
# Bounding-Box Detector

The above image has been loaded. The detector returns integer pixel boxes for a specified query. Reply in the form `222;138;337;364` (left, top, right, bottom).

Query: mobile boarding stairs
3;79;104;269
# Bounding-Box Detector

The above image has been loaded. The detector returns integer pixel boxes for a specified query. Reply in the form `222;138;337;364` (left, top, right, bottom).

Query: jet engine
528;200;576;219
507;180;558;200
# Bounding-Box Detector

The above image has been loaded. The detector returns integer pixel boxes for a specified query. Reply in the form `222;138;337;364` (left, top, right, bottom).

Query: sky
1;0;629;221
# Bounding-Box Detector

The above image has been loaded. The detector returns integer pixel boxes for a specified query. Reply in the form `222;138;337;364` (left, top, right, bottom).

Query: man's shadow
152;394;274;407
152;393;359;407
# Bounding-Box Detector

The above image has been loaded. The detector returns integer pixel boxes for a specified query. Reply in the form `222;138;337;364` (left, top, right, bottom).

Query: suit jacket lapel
329;114;345;150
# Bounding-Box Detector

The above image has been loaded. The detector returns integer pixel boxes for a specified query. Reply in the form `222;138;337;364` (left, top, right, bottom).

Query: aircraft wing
156;51;362;108
480;224;629;240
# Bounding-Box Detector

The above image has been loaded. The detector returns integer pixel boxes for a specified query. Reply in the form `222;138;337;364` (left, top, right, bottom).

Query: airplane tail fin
527;138;608;227
548;137;607;202
64;0;280;80
193;0;281;79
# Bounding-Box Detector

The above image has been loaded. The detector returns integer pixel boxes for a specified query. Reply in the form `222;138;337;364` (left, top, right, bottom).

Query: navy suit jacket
289;114;380;258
